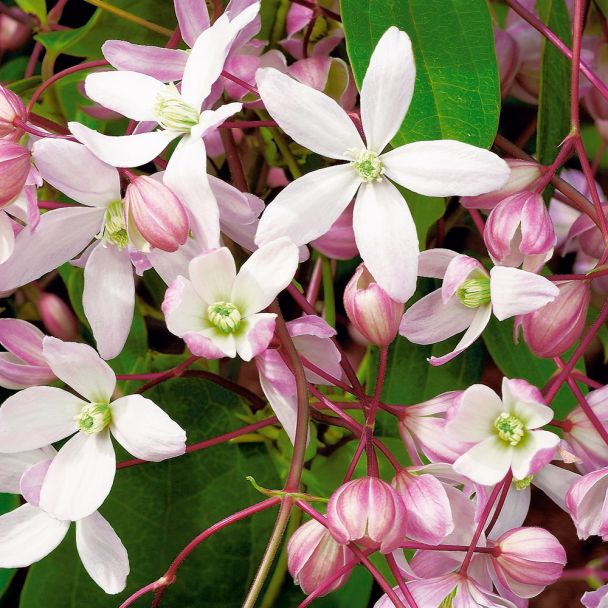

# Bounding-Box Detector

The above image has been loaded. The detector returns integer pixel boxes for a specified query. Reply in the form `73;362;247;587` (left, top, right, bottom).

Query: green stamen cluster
208;301;242;333
77;402;112;435
456;277;491;308
514;475;533;490
494;412;525;446
350;150;384;183
101;199;128;249
439;588;457;608
154;84;200;132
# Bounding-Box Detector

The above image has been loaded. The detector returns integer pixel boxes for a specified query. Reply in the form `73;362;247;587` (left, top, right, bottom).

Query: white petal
490;266;559;321
76;512;129;594
258;369;298;444
453;436;513;486
162;275;208;337
39;431;116;522
360;27;415;152
234;312;277;361
85;71;165;121
69;122;177;168
256;67;364;159
511;430;559;480
185;327;237;358
293;335;342;385
110;395;186;461
42;337;116;402
418;248;459;279
509;399;553;430
0;387;82;452
446;384;504;442
0;211;14;264
382;140;510;197
352;180;418;302
194;103;242;138
0;447;55;494
232;237;299;315
32;139;121;207
211;175;263;225
255;164;360;247
188;247;236;305
0;206;104;292
0;504;69;568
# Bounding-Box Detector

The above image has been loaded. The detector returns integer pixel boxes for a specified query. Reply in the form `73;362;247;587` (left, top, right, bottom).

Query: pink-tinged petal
429;304;492;366
0;447;55;495
360;27;415;152
164;136;220;250
399;290;476;344
221;218;259;253
188;247;236;305
508;400;553;431
210;174;263;225
287;55;330;91
42;336;116;402
0;386;82;452
0;206;103;292
255;164;360;247
311;201;358;261
582;584;608;608
285;2;311;36
232;237;298;315
0;211;15;263
83;245;135;360
258;369;299;444
382;140;510;197
453;436;513;486
0;318;46;365
441;254;486;302
510;430;559;480
194;102;242;138
235;312;277;361
288;314;336;339
147;239;199;285
294;334;342;385
20;458;51;507
256;67;364;159
76;511;129;594
110;394;186;461
162;276;207;337
487;484;531;539
69;122;176;168
353;180;419;303
533;463;580;511
102;40;187;81
0;504;69;568
225;0;261;49
257;349;294;396
409;575;460;607
418;248;459;278
175;0;210;47
501;377;544;411
490;266;559;321
40;431;116;521
446;384;504;442
183;329;235;358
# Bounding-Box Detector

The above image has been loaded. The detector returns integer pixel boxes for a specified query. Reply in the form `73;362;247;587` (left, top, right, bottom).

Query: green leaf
15;0;46;24
341;0;501;148
535;0;572;167
58;263;87;327
20;378;281;608
0;494;19;599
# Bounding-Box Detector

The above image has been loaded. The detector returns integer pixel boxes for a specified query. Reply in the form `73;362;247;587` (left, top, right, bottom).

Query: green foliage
15;0;46;24
0;495;19;599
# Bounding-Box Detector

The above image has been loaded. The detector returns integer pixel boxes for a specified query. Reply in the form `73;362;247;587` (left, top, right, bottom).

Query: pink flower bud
326;477;407;553
585;41;608;121
520;280;590;358
485;191;556;271
460;159;542;210
124;176;189;252
343;263;403;346
311;203;358;260
38;293;80;341
494;28;521;97
287;519;354;595
0;8;30;52
566;205;608;260
0;140;30;207
491;527;566;599
566;467;608;540
0;85;26;141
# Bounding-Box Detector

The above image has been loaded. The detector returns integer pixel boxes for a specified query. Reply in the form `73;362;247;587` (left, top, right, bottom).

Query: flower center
76;402;112;435
494;412;525;446
99;199;128;249
349;150;384;183
456;277;491;308
514;475;533;490
208;301;241;333
154;83;200;133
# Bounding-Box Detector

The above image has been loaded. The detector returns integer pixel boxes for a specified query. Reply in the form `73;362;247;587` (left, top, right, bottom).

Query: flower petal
256;67;364;159
40;431;116;522
418;248;459;279
0;318;46;365
490;266;559;321
255;164;360;247
110;394;186;461
175;0;210;46
352;180;419;302
441;254;486;302
83;244;135;360
360;27;415;152
0;504;69;568
0;211;14;264
75;514;129;595
189;247;236;305
258;367;298;444
453;436;513;486
382;140;510;197
162;275;208;337
446;384;504;442
0;386;82;452
235;312;277;360
510;430;559;480
183;329;236;358
0;447;55;494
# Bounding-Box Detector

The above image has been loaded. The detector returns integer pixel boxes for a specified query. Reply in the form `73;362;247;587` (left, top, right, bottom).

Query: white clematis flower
254;26;510;302
0;337;186;521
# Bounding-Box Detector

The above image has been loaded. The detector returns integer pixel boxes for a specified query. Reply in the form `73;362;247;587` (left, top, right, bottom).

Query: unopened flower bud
494;28;521;97
0;140;30;207
0;85;26;140
38;293;80;341
125;175;189;252
287;519;354;596
326;477;407;553
566;467;608;540
485;191;556;272
343;263;403;346
460;159;541;210
520;280;590;358
0;8;30;52
565;205;608;260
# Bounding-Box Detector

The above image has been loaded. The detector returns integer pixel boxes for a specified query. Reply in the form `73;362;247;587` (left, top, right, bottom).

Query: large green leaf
15;0;46;24
20;378;281;607
341;0;501;149
0;494;19;599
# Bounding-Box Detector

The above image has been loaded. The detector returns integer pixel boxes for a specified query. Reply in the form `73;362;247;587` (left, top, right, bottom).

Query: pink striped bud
0;8;30;52
566;467;608;540
494;28;521;98
491;527;566;599
287;519;354;595
520;280;590;358
326;477;408;553
38;293;79;341
566;205;608;260
485;191;556;271
124;175;189;252
0;85;26;141
0;140;30;207
460;159;542;210
343;263;403;346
